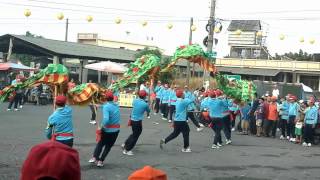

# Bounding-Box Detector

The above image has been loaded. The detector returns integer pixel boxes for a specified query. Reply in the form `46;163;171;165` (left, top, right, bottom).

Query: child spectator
240;101;251;135
255;98;265;137
296;101;307;144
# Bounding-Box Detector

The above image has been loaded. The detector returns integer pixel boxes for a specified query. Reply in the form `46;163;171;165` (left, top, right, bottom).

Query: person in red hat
20;141;81;180
45;95;74;147
302;97;318;147
89;91;120;167
128;165;167;180
206;89;231;149
160;89;195;152
122;90;150;156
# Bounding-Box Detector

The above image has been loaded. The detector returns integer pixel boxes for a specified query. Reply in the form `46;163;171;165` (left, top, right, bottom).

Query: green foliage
159;56;175;84
135;47;162;59
26;31;44;38
276;49;312;61
11;54;36;66
11;32;44;65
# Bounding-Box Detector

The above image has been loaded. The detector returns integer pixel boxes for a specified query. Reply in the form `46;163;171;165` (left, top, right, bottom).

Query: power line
0;1;206;19
28;0;172;16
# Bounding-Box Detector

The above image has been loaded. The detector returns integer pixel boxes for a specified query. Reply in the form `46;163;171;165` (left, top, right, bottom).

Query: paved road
0;103;320;180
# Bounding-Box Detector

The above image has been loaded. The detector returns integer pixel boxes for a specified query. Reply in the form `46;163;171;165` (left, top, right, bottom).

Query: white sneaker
217;143;223;147
96;161;104;167
302;142;308;147
291;138;296;143
199;123;205;127
14;108;18;111
162;118;167;121
121;143;125;150
197;127;204;132
211;144;220;149
123;150;134;156
7;109;11;111
168;120;172;123
182;147;192;153
88;157;96;163
287;136;290;140
147;116;151;119
280;135;285;140
89;120;97;125
307;143;312;147
226;139;232;145
19;105;23;109
231;128;235;132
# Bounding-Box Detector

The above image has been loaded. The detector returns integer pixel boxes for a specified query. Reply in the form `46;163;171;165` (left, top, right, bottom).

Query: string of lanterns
23;9;317;44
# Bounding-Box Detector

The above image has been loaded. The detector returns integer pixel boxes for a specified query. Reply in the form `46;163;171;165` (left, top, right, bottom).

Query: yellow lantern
214;27;221;33
191;25;197;31
279;34;285;40
141;21;148;27
115;17;122;24
256;31;263;37
57;13;64;20
299;37;304;43
24;9;31;17
167;23;173;29
86;15;93;22
235;29;242;35
309;38;315;44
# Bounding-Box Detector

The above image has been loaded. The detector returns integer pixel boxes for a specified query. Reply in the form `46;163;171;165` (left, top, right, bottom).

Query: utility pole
186;17;193;86
204;0;216;85
65;18;69;42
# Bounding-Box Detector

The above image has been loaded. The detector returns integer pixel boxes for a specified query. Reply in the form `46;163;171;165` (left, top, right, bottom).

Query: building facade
227;20;268;59
77;33;159;51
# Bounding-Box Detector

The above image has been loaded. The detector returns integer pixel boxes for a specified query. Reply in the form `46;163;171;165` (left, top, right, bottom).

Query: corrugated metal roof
227;20;261;31
1;34;137;61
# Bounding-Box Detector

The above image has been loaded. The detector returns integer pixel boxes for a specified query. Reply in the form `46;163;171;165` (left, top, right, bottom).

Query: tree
134;47;162;59
280;49;312;61
26;31;44;38
159;56;175;84
12;32;44;65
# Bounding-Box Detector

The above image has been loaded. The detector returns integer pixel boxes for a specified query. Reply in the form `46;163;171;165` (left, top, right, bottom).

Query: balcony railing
215;58;320;72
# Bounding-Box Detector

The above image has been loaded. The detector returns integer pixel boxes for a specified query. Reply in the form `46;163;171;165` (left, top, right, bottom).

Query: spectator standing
288;96;299;142
302;98;318;147
279;97;290;140
240;101;251;135
264;96;279;138
255;98;265;137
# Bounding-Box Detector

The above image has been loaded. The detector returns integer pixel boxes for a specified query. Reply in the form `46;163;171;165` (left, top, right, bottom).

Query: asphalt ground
0;103;320;180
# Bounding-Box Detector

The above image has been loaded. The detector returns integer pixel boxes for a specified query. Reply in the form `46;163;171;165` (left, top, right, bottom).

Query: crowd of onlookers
147;81;320;147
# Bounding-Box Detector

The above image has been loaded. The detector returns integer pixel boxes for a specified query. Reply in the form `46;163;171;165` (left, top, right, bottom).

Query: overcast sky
0;0;320;57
